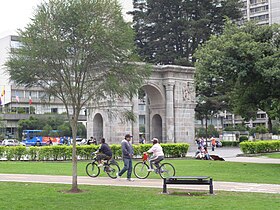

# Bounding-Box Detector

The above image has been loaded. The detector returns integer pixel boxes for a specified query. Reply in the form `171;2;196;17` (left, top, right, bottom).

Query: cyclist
94;138;112;167
145;138;164;172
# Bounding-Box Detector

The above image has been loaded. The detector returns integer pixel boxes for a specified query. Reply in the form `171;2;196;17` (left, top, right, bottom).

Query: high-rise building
0;35;86;139
241;0;280;25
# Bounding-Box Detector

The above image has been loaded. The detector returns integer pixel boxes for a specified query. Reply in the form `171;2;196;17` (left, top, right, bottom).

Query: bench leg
209;178;214;194
163;178;167;193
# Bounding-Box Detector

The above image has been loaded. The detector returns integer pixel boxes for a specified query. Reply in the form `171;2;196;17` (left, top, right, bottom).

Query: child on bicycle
94;138;112;167
144;138;164;172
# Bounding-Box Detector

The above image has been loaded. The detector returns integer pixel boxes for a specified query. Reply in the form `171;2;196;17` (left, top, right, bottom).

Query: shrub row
240;140;280;154
220;141;240;147
0;143;189;161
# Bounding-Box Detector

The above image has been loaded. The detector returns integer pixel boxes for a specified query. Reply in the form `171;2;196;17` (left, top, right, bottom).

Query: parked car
76;138;87;145
2;139;20;146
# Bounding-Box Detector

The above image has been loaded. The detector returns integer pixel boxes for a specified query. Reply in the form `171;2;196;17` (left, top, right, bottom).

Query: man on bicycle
145;138;164;172
94;138;112;167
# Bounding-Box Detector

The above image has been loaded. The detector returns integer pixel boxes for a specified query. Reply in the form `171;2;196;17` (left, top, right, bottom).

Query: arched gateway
87;65;196;146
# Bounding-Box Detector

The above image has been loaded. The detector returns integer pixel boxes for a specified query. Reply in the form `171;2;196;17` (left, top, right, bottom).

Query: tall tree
130;0;242;65
195;21;280;132
6;0;150;192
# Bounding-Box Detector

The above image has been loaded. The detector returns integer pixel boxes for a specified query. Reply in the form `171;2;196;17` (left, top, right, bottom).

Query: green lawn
261;153;280;159
0;159;279;184
0;182;279;210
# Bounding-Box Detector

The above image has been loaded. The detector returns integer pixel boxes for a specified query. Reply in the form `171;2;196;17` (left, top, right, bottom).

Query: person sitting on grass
94;138;112;167
145;138;164;172
203;146;212;160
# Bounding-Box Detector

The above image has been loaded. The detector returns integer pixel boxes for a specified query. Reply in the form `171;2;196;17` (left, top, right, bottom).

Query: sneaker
147;169;154;172
116;172;120;178
127;178;134;182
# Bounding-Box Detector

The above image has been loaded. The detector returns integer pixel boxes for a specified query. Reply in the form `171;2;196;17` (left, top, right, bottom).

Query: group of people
194;136;217;160
94;134;164;181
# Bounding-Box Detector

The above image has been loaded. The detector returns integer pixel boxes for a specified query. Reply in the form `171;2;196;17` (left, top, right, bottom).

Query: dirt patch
58;189;87;194
162;189;212;197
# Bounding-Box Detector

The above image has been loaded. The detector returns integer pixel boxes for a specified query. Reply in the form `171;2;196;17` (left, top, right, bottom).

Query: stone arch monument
87;65;196;146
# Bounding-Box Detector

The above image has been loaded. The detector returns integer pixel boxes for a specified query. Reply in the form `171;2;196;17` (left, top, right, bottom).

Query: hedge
0;143;189;161
220;141;240;147
240;140;280;154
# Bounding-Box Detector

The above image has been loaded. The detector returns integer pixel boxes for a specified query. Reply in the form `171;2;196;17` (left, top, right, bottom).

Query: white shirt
147;143;164;156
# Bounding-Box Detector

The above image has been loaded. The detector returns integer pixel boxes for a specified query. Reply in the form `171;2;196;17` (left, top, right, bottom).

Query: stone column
132;95;139;144
145;97;150;142
164;82;175;143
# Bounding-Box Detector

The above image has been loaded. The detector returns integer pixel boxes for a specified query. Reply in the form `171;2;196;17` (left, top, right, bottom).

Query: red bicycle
133;153;175;179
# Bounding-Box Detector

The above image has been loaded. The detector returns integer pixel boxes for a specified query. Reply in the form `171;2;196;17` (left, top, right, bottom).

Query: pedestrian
93;138;97;145
203;146;211;160
211;136;216;151
117;134;134;181
139;134;145;144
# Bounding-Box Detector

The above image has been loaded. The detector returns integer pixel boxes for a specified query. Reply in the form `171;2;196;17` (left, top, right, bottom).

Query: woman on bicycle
145;138;164;172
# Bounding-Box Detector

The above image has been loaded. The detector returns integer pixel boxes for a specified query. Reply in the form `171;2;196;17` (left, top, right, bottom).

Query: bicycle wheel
106;163;120;179
159;163;175;179
133;162;150;179
86;162;100;178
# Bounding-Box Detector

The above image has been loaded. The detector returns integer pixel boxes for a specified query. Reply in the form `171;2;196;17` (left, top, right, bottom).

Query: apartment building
241;0;280;25
0;35;86;138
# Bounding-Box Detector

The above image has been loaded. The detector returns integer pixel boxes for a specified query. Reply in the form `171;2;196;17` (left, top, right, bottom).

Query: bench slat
168;176;209;180
163;176;214;194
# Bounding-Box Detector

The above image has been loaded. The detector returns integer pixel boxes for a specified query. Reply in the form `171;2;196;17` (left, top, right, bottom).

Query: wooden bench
163;176;214;194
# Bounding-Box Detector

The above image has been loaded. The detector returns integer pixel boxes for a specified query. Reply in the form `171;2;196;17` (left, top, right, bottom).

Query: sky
0;0;133;38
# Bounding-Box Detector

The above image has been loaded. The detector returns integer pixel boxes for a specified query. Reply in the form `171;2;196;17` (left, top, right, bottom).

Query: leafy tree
272;122;280;135
130;0;242;65
195;21;280;132
256;125;268;134
41;124;53;136
0;117;5;140
196;124;219;138
6;0;149;192
57;123;72;137
77;122;86;138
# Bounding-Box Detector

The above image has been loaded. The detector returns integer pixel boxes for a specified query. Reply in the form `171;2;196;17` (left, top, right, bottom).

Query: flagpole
1;86;5;113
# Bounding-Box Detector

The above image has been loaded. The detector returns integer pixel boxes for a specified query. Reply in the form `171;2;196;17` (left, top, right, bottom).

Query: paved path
188;147;280;164
0;174;279;194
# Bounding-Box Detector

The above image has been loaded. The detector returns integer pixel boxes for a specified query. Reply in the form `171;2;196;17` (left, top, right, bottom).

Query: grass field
261;153;280;159
0;182;279;210
0;159;279;184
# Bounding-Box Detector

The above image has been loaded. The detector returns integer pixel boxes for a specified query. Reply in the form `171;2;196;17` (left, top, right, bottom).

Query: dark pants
118;158;132;179
96;154;111;162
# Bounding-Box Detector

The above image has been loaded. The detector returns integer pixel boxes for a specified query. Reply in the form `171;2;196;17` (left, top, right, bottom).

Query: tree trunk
267;116;272;133
70;115;80;193
205;115;208;147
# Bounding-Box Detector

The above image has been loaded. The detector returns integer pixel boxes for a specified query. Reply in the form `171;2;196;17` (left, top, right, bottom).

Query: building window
257;113;266;119
12;90;24;98
138;104;145;111
51;108;58;113
139;115;145;125
250;14;269;21
250;5;268;14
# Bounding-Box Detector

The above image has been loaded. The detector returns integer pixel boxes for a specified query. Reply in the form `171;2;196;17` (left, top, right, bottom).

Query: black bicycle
133;153;176;179
85;154;120;179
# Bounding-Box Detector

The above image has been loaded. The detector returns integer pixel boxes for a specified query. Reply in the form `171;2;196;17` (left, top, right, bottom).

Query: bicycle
133;153;175;179
85;153;120;179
